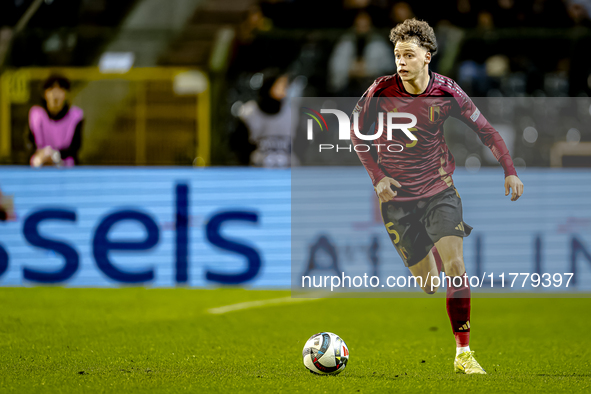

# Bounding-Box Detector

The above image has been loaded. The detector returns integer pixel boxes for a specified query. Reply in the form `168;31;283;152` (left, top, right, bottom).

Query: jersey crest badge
429;106;441;122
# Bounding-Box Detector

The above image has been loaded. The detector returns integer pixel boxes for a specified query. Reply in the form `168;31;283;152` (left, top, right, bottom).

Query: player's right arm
351;78;401;202
375;177;402;202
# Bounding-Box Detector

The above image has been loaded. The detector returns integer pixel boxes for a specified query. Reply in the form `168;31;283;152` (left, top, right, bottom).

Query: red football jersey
351;70;517;201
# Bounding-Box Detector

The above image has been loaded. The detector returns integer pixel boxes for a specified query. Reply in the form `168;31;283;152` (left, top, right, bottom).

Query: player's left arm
452;84;523;201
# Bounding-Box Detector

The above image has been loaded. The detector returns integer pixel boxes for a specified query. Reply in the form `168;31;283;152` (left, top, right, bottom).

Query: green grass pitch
0;288;590;393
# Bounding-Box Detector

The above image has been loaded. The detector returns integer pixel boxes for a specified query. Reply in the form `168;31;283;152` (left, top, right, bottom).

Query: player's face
394;41;430;81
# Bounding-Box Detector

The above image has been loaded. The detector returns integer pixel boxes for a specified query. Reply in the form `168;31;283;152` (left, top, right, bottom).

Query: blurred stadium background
1;0;591;293
0;0;588;280
1;0;590;285
1;0;591;167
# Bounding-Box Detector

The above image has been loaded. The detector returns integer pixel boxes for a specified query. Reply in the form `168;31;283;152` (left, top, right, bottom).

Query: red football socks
446;272;471;347
432;246;443;274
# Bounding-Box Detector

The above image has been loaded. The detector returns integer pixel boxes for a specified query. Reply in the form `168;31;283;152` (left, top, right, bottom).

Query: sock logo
458;321;471;331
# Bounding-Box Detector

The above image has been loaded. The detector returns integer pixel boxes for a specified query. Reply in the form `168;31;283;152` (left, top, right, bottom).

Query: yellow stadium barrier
0;67;210;166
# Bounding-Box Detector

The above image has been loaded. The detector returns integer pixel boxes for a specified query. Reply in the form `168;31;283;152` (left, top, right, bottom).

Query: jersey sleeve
350;79;387;186
451;82;517;178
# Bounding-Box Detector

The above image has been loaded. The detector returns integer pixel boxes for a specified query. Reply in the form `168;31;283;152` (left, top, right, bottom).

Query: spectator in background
26;75;83;167
477;10;495;30
390;1;415;24
328;11;395;95
567;0;591;26
529;0;572;27
452;0;478;28
343;0;391;28
231;72;295;168
0;189;14;222
488;0;524;28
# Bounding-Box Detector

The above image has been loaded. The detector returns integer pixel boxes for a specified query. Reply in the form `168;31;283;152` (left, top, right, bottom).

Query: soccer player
351;19;524;374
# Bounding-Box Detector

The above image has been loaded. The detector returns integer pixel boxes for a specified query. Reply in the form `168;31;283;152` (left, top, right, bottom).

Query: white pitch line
207;296;320;315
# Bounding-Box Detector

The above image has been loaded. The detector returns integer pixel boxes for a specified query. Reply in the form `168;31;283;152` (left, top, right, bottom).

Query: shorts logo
455;222;465;232
429;106;441;122
399;246;408;260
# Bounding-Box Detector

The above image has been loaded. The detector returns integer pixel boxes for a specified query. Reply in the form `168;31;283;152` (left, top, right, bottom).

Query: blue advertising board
0;167;290;287
1;167;591;291
291;167;591;293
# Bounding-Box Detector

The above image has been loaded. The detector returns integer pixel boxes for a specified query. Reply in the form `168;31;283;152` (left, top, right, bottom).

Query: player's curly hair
389;18;438;56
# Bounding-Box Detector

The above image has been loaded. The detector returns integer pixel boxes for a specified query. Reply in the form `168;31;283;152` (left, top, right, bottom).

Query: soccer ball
302;332;349;375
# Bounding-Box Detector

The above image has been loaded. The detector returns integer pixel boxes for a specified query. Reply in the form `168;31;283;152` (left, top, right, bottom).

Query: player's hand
375;177;401;203
505;175;523;201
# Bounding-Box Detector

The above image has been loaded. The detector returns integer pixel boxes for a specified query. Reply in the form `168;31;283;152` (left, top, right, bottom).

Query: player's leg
433;237;470;343
434;236;464;276
432;246;443;274
435;235;485;374
407;250;440;294
434;235;470;347
380;200;437;293
423;188;485;374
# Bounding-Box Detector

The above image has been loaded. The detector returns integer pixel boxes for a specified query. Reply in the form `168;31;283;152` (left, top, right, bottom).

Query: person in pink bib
26;75;84;167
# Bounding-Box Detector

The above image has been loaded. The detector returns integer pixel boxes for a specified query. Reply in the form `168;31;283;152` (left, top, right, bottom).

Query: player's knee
422;284;439;295
444;258;465;277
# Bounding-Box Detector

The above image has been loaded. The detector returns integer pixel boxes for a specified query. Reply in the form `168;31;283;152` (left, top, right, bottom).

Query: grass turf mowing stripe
207;296;320;314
